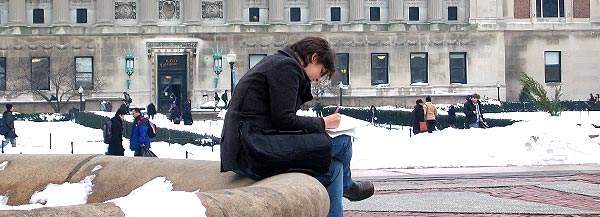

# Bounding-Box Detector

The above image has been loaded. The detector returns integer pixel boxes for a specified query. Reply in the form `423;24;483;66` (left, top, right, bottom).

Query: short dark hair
289;37;336;80
472;93;481;99
5;104;12;110
425;96;432;102
131;107;142;113
416;99;423;104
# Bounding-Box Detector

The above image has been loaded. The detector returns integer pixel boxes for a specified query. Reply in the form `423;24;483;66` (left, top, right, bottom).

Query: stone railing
0;155;329;216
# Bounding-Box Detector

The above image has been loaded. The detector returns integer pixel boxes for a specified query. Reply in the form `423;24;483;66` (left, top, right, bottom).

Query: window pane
370;7;380;21
545;52;560;65
76;57;93;72
448;6;457;20
33;9;44;24
410;53;428;83
337;53;349;85
249;8;259;22
76;57;94;89
331;7;341;21
77;9;87;23
0;57;5;90
290;8;301;22
371;54;388;85
450;53;467;84
545;66;561;82
409;7;419;21
31;57;50;90
249;54;266;69
543;0;559;17
536;0;542;17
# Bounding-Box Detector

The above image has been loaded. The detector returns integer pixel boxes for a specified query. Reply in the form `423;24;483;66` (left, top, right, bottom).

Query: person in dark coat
447;105;457;128
221;90;229;109
182;100;193;125
107;108;127;156
147;103;157;119
463;93;484;128
369;105;377;125
314;100;323;117
106;101;113;112
2;104;17;148
119;103;128;115
170;106;182;124
213;92;220;111
220;37;373;217
411;99;425;135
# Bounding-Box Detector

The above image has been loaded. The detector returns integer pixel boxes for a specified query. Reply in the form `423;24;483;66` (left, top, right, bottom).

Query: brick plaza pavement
344;165;600;216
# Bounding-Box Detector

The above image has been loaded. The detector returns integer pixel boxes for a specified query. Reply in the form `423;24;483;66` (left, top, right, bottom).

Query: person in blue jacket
129;108;151;156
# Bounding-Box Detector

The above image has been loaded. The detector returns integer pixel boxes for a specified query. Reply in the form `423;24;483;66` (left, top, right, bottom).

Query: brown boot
343;181;374;201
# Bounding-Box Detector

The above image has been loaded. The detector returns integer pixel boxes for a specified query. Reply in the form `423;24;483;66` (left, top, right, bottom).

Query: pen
334;105;340;113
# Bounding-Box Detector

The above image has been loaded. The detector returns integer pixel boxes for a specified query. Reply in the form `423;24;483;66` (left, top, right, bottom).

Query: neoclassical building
0;0;599;112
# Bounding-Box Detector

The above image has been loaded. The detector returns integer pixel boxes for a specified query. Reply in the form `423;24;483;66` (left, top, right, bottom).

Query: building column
226;0;243;23
7;0;26;26
349;0;365;22
591;0;600;22
565;0;573;22
310;0;326;23
268;0;284;23
183;0;202;25
388;0;405;22
52;0;70;26
96;0;114;26
139;0;158;25
428;0;443;22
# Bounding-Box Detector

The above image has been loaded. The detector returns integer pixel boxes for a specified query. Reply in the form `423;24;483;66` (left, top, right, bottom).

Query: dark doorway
157;55;187;112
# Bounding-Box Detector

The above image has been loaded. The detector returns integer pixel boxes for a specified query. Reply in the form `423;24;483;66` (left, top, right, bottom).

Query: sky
1;107;600;216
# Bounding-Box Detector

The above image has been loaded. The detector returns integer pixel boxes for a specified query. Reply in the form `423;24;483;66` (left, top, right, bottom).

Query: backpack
102;120;112;144
137;117;157;138
0;119;8;136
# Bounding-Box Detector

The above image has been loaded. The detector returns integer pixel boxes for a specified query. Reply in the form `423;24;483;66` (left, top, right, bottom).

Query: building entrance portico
157;55;187;112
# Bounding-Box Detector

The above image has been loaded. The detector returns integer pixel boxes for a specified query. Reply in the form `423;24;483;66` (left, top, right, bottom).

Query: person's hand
473;111;477;114
323;113;341;129
140;144;145;148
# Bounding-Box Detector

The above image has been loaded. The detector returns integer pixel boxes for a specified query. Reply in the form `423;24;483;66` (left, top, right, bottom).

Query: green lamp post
125;50;135;90
212;48;223;89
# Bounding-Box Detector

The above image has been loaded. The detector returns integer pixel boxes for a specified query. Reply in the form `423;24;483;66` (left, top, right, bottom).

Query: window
249;54;267;69
410;53;428;83
31;57;50;90
33;8;44;24
76;9;88;23
536;0;564;18
409;7;419;21
448;6;457;21
290;7;301;22
369;7;380;21
0;57;6;91
336;53;349;85
331;7;341;21
371;53;388;85
545;51;561;83
449;52;467;84
75;57;94;89
249;7;259;22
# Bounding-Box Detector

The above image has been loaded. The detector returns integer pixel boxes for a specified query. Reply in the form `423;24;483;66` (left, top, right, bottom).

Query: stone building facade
0;0;599;112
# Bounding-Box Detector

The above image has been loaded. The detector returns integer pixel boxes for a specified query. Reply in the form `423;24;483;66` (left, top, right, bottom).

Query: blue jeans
316;135;354;217
469;122;479;128
2;137;16;148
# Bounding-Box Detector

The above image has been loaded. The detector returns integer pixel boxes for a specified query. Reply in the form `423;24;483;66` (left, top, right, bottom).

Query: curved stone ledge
0;155;329;217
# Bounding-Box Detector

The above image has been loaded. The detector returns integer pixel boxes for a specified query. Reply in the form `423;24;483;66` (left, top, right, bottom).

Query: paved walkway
345;164;600;216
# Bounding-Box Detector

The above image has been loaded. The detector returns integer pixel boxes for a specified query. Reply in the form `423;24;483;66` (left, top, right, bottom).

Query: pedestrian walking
411;99;426;135
463;93;485;129
129;108;151;156
107;108;127;156
314;99;323;117
1;104;17;148
169;93;177;112
424;96;438;133
369;105;377;125
221;90;229;109
147;103;157;119
214;92;220;111
447;105;457;128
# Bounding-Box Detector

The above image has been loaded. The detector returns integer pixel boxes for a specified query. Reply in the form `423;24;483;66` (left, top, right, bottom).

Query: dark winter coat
147;103;157;117
221;92;228;103
220;47;325;174
447;106;456;125
2;110;16;138
107;115;124;156
411;104;425;131
463;100;484;124
129;116;151;151
170;106;182;122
